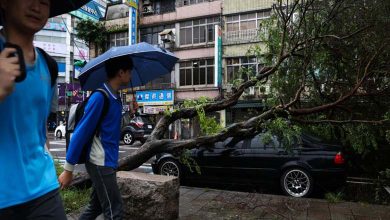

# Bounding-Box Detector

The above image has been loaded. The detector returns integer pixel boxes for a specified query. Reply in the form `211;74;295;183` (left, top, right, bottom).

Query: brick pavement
68;186;390;220
178;187;390;220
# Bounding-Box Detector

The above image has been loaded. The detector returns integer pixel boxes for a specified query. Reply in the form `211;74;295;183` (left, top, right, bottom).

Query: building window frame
108;31;129;49
140;24;175;45
179;17;220;46
179;59;215;87
226;57;262;83
226;10;271;32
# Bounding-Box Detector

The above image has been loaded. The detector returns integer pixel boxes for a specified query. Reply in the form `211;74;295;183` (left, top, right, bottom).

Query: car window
214;141;224;149
234;140;244;148
249;134;282;149
224;137;245;148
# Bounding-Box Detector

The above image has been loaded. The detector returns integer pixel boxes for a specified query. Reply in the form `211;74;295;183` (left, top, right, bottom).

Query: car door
244;134;300;182
192;138;247;182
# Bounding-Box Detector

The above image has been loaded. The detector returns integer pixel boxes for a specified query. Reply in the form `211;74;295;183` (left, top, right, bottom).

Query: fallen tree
73;0;390;185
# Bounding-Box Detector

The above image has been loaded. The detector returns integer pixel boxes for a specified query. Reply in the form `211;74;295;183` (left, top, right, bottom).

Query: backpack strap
37;47;58;88
92;88;110;136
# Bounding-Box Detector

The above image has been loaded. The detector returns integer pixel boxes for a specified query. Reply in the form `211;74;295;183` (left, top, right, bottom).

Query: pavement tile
196;189;222;201
261;206;291;219
180;187;193;196
252;194;273;207
330;213;355;220
307;209;331;220
353;215;381;220
329;203;353;216
200;199;227;213
183;188;207;200
349;203;382;217
69;186;390;220
307;200;331;220
179;214;211;220
179;204;205;217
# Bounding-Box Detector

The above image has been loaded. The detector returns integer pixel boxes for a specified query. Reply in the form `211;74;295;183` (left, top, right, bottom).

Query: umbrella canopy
50;0;92;17
0;0;91;25
78;42;179;91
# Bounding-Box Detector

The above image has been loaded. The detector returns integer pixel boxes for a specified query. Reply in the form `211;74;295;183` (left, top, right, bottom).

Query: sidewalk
68;186;390;220
179;187;390;220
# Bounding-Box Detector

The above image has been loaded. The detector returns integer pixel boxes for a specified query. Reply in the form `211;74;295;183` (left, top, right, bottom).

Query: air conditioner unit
159;29;175;44
143;5;154;14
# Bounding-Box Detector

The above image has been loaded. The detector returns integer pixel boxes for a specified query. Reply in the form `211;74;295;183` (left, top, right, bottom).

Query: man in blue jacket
0;0;83;219
59;55;133;220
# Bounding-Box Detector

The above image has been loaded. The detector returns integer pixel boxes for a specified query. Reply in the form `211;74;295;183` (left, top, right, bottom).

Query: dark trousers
79;161;123;220
0;189;67;220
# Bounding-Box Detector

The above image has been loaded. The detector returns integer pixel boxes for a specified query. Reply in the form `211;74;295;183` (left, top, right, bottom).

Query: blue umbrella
78;42;178;91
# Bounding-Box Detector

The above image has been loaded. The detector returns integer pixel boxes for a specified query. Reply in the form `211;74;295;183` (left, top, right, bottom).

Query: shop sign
136;90;174;106
143;106;172;114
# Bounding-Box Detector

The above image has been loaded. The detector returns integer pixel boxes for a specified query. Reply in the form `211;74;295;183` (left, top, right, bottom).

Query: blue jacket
64;83;122;171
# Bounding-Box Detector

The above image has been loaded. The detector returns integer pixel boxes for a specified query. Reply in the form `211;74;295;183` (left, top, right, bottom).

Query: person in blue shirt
0;0;79;219
59;55;133;220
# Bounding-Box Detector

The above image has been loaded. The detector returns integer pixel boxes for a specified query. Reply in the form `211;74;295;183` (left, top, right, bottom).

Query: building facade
102;0;274;139
33;0;108;122
222;0;273;126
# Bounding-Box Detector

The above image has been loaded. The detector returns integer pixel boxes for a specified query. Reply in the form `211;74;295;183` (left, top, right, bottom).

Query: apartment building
104;0;274;138
222;0;273;126
34;0;107;119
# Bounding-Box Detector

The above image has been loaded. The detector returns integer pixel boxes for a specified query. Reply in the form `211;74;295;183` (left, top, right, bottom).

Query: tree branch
289;45;385;115
293;118;390;125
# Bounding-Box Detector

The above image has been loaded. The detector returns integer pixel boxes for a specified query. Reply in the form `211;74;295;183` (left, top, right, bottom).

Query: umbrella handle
4;43;26;83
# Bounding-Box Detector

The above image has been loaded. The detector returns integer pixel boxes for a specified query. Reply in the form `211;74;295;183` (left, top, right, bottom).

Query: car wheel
123;132;134;145
159;159;181;178
281;168;313;198
56;130;62;139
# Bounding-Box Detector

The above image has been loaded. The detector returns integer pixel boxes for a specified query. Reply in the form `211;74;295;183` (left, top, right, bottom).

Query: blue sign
135;90;174;106
130;7;137;44
70;0;106;21
127;0;138;45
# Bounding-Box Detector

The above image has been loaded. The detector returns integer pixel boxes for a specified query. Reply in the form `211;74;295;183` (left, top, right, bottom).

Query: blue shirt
0;42;58;208
65;83;122;171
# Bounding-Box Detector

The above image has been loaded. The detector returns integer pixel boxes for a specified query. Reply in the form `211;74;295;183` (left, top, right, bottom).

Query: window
179;17;220;46
226;57;261;82
140;24;174;45
108;32;128;48
225;10;271;42
226;10;270;32
178;0;211;7
179;59;214;86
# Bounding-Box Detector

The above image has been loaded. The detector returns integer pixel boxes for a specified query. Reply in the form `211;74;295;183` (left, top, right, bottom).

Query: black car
121;114;154;145
152;133;346;198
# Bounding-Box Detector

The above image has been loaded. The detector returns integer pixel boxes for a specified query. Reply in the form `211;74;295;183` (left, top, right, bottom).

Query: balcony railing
223;29;262;45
